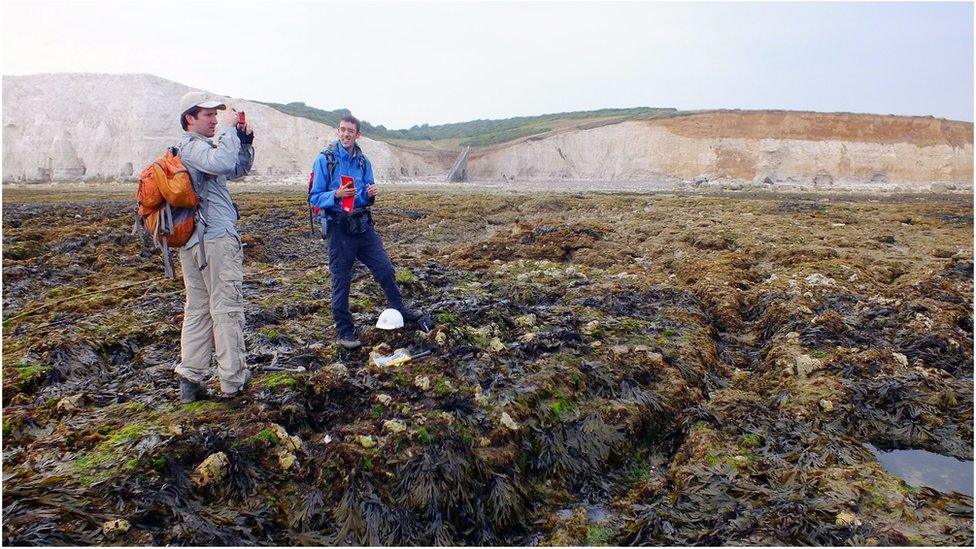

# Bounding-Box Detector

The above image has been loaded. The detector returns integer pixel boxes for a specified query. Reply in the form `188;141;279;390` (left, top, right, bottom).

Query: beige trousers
174;233;248;394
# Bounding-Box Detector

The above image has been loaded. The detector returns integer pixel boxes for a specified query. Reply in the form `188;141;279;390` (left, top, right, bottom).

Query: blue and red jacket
309;141;375;214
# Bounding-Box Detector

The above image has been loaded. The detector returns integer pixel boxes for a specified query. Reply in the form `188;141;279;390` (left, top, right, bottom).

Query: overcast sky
2;1;972;128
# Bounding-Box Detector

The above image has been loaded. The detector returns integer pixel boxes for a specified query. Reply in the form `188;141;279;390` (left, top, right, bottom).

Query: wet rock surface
2;187;972;545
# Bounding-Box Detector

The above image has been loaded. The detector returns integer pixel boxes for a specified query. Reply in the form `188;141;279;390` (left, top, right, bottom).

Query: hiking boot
401;308;422;322
415;313;434;333
219;369;252;399
180;377;204;404
338;336;362;350
401;309;434;333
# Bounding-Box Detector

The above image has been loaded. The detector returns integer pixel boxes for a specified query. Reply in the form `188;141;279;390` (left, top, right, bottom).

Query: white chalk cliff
3;74;972;190
466;112;973;188
2;73;443;183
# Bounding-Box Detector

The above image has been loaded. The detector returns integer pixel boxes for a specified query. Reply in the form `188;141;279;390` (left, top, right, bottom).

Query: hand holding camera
233;110;254;144
222;109;241;127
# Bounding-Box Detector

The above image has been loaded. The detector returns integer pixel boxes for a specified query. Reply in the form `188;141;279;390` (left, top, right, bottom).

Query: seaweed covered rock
2;188;971;545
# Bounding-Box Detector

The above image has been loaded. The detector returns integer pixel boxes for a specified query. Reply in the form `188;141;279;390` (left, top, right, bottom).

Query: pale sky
2;1;973;128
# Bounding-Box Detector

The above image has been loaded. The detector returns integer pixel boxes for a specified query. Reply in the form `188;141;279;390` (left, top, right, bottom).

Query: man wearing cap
174;91;255;403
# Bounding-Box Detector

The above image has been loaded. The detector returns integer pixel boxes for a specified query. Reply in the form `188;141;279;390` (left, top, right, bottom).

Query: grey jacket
178;127;254;249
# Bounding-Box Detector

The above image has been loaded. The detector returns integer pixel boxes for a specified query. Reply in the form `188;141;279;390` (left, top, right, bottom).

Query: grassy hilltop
256;101;690;149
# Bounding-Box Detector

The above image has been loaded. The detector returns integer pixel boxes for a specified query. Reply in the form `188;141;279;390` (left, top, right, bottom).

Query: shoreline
3;178;972;205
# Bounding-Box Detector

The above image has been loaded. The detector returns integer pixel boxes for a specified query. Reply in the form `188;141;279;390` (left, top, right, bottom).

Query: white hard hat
376;308;404;330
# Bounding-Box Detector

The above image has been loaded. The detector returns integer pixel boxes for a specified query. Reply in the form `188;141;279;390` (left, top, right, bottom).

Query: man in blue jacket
309;115;430;349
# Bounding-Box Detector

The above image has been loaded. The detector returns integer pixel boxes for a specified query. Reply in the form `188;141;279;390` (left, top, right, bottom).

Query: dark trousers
327;223;405;338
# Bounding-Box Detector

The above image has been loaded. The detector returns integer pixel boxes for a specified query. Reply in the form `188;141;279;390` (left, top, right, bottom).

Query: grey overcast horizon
2;1;973;129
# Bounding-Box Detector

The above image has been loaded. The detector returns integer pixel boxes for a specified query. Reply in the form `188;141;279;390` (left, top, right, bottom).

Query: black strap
160;204;176;279
161;237;174;279
307;150;339;239
324;150;338;184
196;176;211;272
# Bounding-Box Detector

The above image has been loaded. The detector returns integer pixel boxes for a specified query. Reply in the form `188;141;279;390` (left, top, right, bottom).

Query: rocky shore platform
3;186;971;545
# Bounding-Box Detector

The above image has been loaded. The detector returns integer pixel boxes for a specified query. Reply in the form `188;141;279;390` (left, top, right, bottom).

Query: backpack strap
306;148;338;239
177;137;215;272
196;175;212;272
355;149;374;206
321;148;338;187
158;203;176;279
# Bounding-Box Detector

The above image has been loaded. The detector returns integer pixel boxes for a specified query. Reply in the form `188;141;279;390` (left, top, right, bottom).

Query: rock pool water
867;443;974;497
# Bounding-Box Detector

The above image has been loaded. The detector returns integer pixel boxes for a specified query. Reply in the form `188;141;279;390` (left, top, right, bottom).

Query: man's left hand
366;184;378;198
238;123;254;144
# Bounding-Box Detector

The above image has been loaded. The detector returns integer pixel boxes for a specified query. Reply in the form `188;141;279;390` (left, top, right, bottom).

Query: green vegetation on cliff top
255;101;689;147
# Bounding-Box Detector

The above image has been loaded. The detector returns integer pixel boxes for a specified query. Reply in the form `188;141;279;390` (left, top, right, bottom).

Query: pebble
647;352;665;367
794;354;823;378
192;452;229;488
500;412;520;431
56;394;85;413
414;376;431;391
276;448;297;470
805;273;836;287
582;320;601;335
488;337;506;352
357;435;376;449
514;314;537;327
610;344;630;356
102;519;130;538
835;511;861;527
270;423;303;452
323;362;348;378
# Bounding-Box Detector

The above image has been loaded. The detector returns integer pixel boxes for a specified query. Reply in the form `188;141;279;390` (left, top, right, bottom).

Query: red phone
238;111;246;125
340;175;355;212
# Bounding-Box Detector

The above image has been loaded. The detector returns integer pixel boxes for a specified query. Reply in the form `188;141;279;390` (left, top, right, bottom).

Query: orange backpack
134;147;204;278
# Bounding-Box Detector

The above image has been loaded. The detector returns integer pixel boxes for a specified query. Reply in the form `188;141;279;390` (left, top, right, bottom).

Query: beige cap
179;91;226;115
